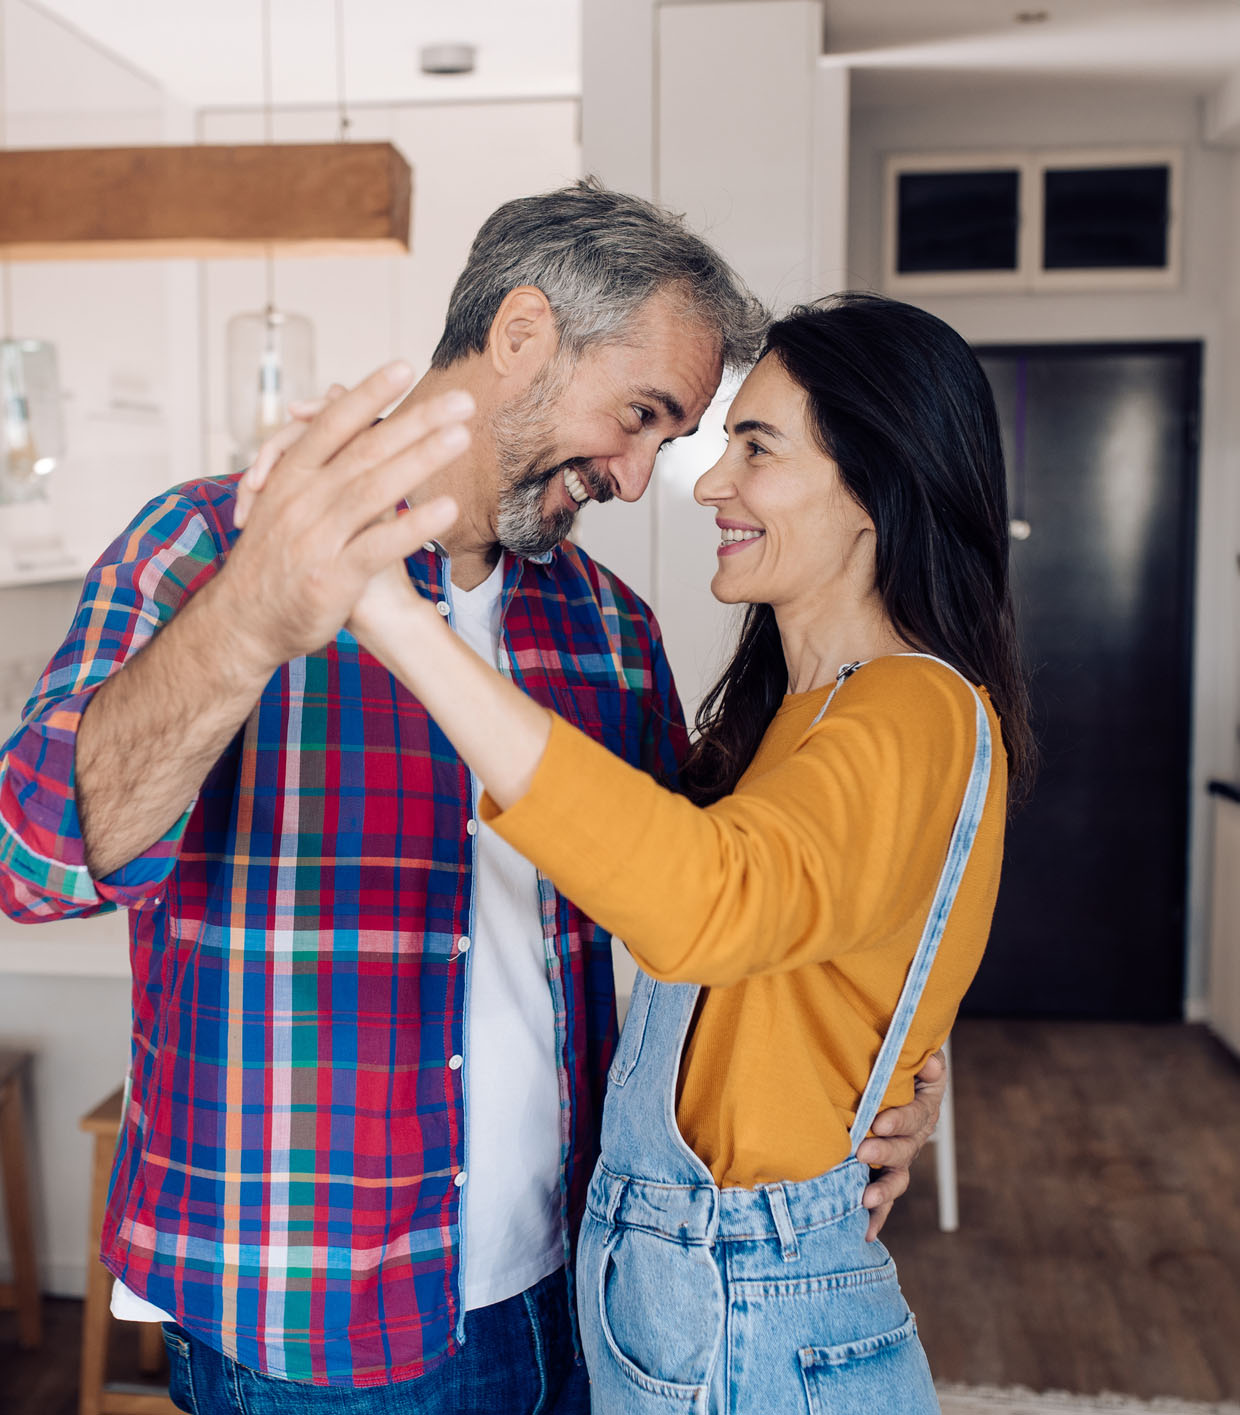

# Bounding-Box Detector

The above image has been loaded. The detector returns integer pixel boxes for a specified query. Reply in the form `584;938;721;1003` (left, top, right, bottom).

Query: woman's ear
488;285;557;378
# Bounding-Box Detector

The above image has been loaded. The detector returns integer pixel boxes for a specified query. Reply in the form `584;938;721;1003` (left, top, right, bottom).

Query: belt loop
704;1184;720;1248
605;1175;625;1228
764;1183;799;1262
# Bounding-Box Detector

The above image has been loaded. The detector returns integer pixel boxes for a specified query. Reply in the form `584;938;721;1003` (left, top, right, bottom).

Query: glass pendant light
0;335;64;504
0;1;64;506
226;300;315;466
224;0;316;470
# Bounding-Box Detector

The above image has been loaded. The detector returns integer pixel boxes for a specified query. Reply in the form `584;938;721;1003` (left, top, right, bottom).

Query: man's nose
607;446;661;504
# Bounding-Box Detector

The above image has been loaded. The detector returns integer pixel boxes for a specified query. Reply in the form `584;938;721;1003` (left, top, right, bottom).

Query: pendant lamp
0;3;63;506
225;0;323;470
0;1;409;261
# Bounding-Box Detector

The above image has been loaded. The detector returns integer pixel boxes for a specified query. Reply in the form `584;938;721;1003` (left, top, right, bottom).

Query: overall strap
834;655;993;1154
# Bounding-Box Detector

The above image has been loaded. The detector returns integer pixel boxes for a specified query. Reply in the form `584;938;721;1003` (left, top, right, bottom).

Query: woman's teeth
564;467;590;505
720;528;763;545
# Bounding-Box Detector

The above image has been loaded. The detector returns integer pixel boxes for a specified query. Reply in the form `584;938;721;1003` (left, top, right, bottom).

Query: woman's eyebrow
729;418;784;438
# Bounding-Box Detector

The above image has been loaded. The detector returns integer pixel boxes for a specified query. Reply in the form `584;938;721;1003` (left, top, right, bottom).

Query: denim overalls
576;658;992;1413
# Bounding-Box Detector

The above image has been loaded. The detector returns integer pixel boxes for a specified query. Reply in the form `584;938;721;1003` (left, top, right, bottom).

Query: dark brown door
965;344;1200;1020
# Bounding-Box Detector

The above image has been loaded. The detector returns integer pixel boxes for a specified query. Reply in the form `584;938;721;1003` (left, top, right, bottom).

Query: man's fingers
291;360;417;469
863;1195;896;1243
329;387;474;491
862;1165;909;1245
342;420;472;532
863;1166;909;1208
856;1132;920;1172
870;1092;936;1143
916;1049;947;1086
237;383;353;528
288;382;347;419
348;496;460;576
235;418;311;528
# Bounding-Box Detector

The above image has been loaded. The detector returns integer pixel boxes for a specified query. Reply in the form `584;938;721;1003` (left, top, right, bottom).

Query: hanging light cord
0;0;12;341
260;0;275;314
335;0;351;141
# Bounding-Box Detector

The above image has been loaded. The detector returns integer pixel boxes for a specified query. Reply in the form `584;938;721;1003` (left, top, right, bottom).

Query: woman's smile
716;518;765;556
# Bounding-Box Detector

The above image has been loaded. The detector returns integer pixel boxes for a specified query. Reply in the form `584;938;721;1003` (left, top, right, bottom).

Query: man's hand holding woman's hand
221;362;470;675
856;1047;947;1241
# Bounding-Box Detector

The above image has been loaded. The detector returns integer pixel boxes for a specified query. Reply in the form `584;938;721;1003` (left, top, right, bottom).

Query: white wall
848;83;1236;1018
578;0;841;721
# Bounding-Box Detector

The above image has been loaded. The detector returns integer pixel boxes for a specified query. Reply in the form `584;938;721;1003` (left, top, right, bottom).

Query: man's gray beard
495;460;577;558
492;362;586;558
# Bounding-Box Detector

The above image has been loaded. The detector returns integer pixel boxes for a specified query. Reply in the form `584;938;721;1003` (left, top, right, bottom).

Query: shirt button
457;936;471;954
435;600;451;617
448;1054;463;1071
466;819;478;836
422;541;437;553
454;1171;468;1188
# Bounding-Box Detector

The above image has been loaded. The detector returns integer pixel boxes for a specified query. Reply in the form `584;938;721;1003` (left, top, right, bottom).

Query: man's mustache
546;457;615;506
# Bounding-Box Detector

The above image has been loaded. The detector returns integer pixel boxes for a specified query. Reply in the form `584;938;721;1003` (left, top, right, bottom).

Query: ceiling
25;0;1240;110
822;0;1219;53
824;0;1240;103
29;0;581;109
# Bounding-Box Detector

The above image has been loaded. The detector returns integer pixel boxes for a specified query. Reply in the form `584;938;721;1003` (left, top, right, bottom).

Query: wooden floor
0;1293;157;1415
885;1019;1240;1402
1;1021;1238;1410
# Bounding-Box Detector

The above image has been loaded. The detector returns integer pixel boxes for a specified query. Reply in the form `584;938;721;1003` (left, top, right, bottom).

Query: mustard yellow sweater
481;655;1007;1188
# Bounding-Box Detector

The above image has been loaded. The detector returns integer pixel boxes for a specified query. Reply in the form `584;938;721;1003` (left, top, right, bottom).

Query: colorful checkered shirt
0;474;686;1387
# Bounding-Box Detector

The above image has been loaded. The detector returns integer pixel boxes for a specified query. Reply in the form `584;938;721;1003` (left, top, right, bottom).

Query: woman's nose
694;454;732;506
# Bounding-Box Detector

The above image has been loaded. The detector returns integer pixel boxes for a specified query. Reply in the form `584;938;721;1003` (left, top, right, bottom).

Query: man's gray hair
430;177;769;372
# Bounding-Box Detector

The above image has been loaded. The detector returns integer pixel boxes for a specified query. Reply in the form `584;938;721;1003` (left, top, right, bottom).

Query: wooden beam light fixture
0;141;413;261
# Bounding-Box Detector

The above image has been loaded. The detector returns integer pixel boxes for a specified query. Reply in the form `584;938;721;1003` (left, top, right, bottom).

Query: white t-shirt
114;555;563;1323
451;556;564;1310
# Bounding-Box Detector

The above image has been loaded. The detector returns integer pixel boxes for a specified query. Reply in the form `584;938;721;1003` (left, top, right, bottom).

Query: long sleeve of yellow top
480;654;1008;1187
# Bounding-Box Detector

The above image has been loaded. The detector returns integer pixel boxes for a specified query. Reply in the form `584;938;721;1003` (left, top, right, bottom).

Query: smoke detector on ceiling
420;43;477;75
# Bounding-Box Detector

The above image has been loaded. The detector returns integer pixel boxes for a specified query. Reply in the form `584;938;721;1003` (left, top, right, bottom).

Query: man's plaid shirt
0;475;686;1386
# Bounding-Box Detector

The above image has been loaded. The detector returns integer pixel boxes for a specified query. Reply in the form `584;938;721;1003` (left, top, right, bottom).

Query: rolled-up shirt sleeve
0;488;224;922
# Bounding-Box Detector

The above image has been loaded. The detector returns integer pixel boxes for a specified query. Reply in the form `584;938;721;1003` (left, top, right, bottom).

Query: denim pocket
608;969;656;1086
595;1225;722;1401
798;1313;939;1414
161;1324;197;1414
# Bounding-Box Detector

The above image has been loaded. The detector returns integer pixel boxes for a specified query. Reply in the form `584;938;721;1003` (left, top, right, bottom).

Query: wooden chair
79;1086;179;1415
0;1047;42;1348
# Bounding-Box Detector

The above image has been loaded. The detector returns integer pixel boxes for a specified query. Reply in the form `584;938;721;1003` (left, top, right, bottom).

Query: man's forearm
75;574;274;880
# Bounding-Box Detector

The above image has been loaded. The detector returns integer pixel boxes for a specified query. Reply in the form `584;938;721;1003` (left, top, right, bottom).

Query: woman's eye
632;405;654;427
746;440;768;458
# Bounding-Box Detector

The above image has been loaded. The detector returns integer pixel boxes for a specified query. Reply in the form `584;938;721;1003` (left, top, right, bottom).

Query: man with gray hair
0;179;941;1413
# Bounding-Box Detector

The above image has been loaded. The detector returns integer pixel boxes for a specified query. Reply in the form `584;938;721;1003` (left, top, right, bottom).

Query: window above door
883;147;1181;295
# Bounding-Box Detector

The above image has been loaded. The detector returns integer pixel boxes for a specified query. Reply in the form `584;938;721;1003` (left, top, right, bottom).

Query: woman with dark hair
249;292;1030;1410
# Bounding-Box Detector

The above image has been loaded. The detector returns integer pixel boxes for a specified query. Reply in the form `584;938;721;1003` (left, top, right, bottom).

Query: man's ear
488;286;557;378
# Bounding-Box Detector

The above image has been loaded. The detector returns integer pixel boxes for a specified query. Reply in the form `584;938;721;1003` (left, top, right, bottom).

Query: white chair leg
934;1034;960;1233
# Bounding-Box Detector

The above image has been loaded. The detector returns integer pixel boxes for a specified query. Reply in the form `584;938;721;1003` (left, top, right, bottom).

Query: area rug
938;1386;1240;1415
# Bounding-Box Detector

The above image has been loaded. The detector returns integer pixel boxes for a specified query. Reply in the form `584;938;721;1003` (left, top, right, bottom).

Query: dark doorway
965;343;1200;1020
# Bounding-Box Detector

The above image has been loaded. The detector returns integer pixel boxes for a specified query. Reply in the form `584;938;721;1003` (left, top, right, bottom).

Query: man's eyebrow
636;386;687;425
730;418;784;438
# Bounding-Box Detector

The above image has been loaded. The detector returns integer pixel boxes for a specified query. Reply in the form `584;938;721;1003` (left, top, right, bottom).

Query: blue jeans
161;1267;589;1414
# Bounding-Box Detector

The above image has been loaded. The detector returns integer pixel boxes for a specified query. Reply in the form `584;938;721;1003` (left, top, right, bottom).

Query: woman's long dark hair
680;292;1035;810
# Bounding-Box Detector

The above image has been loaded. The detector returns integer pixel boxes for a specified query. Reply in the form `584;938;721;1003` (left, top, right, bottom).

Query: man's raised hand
218;362;469;676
